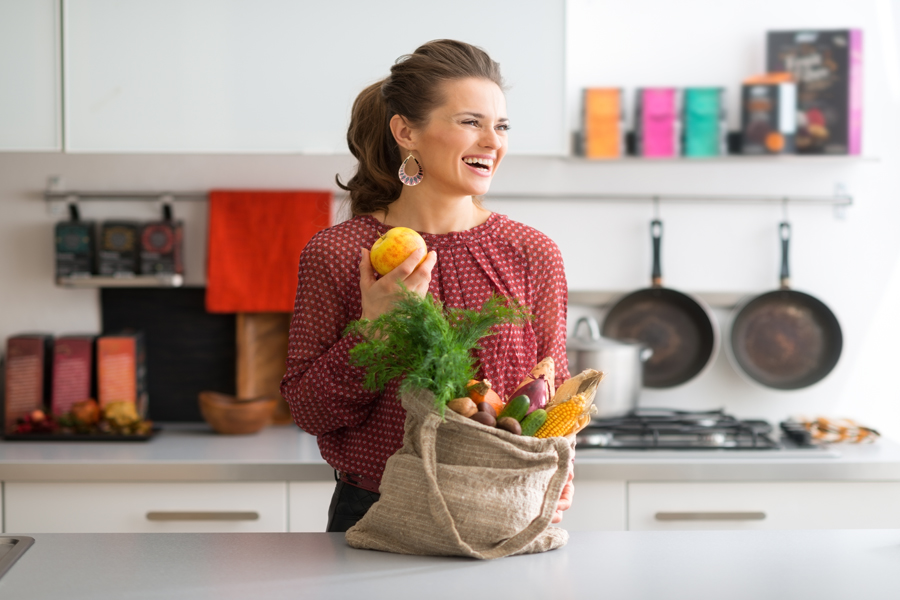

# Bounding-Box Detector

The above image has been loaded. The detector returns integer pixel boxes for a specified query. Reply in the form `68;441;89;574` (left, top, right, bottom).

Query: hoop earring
398;153;424;186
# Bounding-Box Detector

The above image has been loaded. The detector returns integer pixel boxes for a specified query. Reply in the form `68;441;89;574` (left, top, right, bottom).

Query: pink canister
637;88;680;157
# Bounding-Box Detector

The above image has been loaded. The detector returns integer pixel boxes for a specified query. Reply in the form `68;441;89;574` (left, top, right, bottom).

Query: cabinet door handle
146;511;259;521
655;511;766;521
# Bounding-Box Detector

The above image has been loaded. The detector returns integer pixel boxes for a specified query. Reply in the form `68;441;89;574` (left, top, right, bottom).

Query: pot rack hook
158;194;175;221
652;195;661;220
833;182;849;220
781;197;789;222
66;194;81;221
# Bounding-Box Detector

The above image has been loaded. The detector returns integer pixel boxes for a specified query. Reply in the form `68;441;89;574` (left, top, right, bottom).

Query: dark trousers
326;480;380;533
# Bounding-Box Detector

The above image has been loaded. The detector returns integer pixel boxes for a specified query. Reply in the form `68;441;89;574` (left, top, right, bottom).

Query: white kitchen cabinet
0;0;61;150
4;482;288;533
288;481;336;533
64;0;565;154
560;480;627;532
628;482;900;531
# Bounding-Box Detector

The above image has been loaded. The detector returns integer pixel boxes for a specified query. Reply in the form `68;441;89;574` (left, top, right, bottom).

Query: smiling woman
336;39;507;218
280;39;572;533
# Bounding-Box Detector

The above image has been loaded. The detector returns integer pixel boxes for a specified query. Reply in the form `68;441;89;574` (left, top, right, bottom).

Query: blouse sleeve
528;236;570;389
279;238;380;436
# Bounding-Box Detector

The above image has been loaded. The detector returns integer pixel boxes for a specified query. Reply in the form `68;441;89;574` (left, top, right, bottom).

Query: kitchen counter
1;530;898;599
0;423;332;482
0;423;899;482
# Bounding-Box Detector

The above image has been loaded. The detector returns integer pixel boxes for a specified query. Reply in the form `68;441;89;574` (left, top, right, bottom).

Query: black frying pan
602;220;719;388
729;222;842;390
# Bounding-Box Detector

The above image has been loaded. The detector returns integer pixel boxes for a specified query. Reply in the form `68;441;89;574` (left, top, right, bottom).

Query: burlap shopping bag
345;387;573;559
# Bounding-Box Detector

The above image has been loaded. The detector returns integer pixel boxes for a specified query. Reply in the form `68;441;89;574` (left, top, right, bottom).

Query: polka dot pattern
280;212;570;484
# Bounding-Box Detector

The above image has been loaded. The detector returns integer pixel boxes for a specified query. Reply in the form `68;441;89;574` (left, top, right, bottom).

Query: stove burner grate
576;408;783;450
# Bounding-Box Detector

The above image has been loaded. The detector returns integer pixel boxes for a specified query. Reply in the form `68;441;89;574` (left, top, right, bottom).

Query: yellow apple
370;227;427;276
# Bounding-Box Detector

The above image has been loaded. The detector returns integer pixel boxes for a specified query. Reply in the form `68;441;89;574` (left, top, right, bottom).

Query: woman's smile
462;155;496;177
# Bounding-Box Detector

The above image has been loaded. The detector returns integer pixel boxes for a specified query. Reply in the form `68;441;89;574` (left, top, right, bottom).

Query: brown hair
337;39;504;216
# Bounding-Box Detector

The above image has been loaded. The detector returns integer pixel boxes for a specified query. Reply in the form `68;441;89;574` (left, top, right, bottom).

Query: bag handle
418;412;572;560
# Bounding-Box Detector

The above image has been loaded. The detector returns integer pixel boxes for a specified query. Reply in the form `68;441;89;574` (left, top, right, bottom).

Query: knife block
236;313;293;425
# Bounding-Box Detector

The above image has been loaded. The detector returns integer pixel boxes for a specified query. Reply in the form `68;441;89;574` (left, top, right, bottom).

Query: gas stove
575;408;836;456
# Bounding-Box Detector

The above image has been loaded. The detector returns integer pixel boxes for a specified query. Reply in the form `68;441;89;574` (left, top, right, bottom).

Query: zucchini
520;409;548;437
498;395;530;422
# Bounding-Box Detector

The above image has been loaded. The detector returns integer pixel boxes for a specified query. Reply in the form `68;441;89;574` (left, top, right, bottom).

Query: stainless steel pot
566;316;652;418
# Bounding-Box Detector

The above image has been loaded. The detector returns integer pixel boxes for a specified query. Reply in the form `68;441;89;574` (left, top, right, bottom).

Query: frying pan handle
651;219;663;287
779;222;791;289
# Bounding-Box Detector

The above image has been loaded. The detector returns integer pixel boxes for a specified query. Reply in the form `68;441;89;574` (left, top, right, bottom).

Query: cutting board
236;313;293;425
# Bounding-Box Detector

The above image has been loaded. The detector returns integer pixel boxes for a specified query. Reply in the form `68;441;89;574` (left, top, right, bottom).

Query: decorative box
741;81;797;155
3;335;53;433
98;222;140;276
97;332;148;417
55;221;96;279
767;29;863;155
51;336;95;416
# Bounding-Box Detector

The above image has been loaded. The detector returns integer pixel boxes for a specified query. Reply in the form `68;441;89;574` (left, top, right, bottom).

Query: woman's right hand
359;246;437;322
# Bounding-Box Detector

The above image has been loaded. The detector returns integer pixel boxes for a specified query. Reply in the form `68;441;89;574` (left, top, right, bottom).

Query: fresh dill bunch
344;286;531;415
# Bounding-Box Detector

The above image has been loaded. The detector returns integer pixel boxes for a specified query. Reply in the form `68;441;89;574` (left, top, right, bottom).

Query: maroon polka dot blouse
280;213;569;485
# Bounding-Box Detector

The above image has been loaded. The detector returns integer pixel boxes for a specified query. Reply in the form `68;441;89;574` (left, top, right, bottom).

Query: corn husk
547;369;604;411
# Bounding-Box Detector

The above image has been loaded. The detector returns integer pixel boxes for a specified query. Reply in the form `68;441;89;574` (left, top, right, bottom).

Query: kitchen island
0;529;898;599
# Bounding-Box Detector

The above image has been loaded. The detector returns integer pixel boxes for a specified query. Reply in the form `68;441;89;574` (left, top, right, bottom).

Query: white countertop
0;423;898;482
2;530;899;600
0;424;331;481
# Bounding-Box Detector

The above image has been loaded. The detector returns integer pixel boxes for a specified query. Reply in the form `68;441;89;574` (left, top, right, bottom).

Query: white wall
1;0;899;441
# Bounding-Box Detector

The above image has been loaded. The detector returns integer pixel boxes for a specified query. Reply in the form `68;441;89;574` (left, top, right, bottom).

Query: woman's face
408;77;508;198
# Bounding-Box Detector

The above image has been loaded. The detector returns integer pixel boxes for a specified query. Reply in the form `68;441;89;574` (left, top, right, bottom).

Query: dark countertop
1;530;898;599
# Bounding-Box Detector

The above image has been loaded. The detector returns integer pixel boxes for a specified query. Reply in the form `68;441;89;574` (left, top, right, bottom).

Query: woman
280;39;573;533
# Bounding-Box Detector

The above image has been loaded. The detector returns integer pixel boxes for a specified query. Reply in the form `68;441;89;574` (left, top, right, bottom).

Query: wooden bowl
198;391;277;435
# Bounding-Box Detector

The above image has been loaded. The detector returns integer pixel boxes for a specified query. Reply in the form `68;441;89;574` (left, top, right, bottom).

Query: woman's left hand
551;465;574;524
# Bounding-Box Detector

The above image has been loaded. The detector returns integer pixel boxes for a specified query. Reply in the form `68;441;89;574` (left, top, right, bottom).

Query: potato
448;397;478;418
497;417;522;435
469;411;497;427
476;402;497;417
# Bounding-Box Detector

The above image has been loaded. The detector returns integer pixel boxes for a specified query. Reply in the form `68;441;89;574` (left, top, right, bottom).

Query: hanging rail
44;191;208;202
44;190;854;206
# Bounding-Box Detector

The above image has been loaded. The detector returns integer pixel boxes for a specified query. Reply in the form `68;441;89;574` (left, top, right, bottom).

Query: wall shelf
557;155;878;165
56;274;184;289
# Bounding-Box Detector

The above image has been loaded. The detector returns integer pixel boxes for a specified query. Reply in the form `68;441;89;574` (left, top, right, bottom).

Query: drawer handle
655;512;766;521
146;511;260;522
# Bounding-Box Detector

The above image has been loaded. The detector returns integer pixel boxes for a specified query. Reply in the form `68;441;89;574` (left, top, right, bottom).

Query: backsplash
101;288;236;421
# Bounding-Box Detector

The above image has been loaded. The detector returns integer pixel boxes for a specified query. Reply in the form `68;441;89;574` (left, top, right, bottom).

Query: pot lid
567;316;648;352
566;335;648;352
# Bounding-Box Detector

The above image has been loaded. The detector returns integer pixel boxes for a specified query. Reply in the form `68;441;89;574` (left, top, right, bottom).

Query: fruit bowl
198;391;277;435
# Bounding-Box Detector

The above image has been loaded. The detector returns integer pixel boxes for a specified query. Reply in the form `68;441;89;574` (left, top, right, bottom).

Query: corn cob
534;393;589;438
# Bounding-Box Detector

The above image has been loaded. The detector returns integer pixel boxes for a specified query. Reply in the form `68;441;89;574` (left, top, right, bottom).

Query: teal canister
683;87;726;157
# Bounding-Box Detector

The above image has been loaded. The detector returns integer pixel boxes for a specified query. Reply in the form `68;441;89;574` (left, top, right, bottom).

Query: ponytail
336;81;403;215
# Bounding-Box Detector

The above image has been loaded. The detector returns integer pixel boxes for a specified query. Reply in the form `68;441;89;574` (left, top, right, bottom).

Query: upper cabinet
0;0;62;151
64;0;566;155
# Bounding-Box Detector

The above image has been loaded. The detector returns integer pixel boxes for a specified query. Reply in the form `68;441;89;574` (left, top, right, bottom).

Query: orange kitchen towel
206;190;331;313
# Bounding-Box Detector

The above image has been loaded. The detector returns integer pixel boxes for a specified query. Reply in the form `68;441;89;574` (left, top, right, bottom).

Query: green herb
344;286;531;416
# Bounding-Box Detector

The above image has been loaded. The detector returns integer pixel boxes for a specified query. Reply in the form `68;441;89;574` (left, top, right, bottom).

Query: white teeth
463;157;494;168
